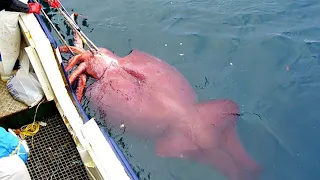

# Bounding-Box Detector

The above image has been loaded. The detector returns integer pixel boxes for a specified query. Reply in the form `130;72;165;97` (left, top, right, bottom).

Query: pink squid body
83;49;261;180
86;49;198;136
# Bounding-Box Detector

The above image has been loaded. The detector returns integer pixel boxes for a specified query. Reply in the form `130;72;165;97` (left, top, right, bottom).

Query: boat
0;4;138;180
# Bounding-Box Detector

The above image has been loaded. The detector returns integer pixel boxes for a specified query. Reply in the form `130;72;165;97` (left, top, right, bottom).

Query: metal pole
33;0;75;55
57;8;96;54
57;8;99;53
57;1;99;52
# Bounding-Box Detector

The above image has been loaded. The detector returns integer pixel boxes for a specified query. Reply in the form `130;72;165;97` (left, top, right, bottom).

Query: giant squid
58;13;261;180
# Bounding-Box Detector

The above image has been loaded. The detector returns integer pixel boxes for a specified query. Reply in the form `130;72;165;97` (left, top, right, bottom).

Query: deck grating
25;114;89;180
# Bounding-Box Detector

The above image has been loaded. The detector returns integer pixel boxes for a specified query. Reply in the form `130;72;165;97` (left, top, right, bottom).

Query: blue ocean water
49;0;320;179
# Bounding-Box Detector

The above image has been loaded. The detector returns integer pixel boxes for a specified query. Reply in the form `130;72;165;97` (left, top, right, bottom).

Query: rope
19;98;45;149
10;140;22;156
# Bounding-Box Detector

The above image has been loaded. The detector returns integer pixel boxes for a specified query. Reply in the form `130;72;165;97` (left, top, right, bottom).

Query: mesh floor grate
26;114;90;180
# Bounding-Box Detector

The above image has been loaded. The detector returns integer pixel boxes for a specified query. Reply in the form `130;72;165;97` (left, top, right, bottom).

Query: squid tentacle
65;54;85;71
75;74;87;103
59;45;86;54
69;62;87;85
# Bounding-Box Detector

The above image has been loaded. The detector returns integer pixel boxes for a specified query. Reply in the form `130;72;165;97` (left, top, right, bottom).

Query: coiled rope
20;98;45;148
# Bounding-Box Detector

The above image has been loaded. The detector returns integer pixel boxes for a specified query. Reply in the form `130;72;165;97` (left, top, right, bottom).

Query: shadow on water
43;0;320;179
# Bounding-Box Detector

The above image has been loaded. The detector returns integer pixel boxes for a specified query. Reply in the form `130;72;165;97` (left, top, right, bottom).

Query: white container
0;10;21;82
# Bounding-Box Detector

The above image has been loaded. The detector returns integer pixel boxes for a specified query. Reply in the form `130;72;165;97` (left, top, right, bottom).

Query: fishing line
55;0;99;53
32;0;75;55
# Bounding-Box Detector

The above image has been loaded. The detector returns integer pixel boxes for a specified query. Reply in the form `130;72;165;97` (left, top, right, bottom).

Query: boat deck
0;80;28;118
25;114;90;180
